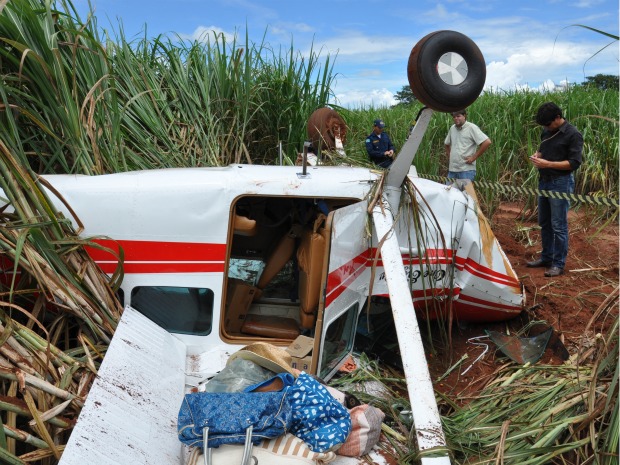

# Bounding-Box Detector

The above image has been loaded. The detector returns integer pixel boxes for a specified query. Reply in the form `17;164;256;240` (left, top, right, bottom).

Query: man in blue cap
365;119;395;168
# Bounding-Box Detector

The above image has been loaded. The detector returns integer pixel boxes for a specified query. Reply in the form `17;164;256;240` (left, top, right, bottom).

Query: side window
319;303;359;379
130;286;213;335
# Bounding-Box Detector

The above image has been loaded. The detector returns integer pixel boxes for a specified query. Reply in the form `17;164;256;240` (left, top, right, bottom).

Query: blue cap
373;119;386;128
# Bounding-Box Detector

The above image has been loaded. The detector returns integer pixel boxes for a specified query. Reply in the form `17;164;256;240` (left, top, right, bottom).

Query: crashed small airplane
52;30;524;465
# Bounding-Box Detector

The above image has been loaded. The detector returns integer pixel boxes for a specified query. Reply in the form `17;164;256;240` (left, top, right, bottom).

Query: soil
427;202;619;403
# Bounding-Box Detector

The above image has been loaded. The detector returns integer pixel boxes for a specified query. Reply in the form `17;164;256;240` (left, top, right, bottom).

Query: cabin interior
222;195;357;344
124;194;367;378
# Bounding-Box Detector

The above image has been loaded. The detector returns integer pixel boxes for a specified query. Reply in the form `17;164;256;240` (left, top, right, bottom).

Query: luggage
178;343;353;461
185;433;337;465
177;390;293;450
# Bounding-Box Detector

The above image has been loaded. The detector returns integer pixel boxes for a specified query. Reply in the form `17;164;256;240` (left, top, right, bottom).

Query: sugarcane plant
0;134;123;462
0;0;335;174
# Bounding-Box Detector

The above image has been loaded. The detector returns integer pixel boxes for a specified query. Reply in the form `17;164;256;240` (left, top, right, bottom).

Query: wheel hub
437;52;468;85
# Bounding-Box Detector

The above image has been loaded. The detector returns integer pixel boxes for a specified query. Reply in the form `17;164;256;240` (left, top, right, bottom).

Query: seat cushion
241;314;300;339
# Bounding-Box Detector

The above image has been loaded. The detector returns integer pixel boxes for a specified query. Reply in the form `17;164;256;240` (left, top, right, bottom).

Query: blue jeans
447;170;476;181
447;170;475;187
538;174;574;269
448;170;476;181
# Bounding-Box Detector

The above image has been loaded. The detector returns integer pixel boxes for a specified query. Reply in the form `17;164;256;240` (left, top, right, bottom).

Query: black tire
407;30;486;113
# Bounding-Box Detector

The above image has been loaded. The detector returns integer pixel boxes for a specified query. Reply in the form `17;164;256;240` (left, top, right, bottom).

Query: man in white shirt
444;109;491;182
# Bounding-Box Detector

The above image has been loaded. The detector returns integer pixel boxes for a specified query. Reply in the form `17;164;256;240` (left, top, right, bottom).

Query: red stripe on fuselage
324;250;369;307
374;288;522;321
86;239;226;274
368;247;455;266
85;241;519;298
454;256;520;288
369;247;519;289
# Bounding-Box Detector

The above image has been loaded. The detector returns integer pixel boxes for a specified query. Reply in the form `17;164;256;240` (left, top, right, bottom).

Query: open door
313;200;370;380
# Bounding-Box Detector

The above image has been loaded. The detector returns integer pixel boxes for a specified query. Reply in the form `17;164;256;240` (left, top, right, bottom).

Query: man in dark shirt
527;102;583;277
365;119;395;168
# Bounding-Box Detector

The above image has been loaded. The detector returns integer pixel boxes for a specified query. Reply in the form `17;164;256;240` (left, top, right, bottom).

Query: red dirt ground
428;202;619;402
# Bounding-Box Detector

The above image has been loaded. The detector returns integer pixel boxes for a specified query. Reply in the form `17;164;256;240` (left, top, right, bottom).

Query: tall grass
338;87;619;215
2;0;615;199
0;0;335;173
0;110;123;463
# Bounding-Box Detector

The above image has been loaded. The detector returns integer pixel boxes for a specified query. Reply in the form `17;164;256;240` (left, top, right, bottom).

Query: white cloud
333;88;397;109
571;0;606;7
483;40;610;91
316;33;414;61
182;26;236;43
270;22;314;36
422;4;460;21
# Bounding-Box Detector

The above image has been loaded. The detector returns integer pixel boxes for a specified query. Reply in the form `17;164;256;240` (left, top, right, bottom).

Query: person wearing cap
365;119;395;168
526;102;583;278
444;109;491;182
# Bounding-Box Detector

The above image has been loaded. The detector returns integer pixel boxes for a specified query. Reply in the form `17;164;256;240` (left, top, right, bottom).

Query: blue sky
76;0;619;108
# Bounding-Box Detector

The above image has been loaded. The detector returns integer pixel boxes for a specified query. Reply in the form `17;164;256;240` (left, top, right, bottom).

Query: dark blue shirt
365;132;395;167
538;121;583;177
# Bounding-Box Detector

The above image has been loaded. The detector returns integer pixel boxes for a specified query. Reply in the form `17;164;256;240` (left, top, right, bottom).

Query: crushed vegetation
333;289;618;464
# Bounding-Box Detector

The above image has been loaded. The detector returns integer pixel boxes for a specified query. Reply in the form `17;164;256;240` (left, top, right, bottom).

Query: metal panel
60;307;187;465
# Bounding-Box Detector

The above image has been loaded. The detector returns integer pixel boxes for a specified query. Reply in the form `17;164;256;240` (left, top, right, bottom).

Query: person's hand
529;156;547;168
465;156;475;164
385;150;394;158
529;152;548;168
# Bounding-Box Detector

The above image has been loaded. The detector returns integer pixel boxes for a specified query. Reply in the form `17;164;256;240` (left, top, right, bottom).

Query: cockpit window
319;303;359;379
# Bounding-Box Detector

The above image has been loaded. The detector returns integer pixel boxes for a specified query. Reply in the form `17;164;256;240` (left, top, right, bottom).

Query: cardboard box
286;335;314;372
225;278;257;333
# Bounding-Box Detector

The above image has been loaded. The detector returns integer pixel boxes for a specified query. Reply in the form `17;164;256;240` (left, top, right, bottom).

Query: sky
75;0;619;108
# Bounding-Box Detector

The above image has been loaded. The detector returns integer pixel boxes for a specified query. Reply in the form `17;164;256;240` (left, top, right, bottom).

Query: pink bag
337;404;385;457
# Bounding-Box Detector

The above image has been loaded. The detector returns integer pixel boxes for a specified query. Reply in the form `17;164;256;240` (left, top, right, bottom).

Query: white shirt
444;121;489;172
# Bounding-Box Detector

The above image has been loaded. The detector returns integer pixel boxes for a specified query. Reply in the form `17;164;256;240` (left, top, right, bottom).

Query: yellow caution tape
418;174;619;208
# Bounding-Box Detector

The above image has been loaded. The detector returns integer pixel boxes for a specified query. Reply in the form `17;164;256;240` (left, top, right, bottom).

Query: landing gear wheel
407;30;486;113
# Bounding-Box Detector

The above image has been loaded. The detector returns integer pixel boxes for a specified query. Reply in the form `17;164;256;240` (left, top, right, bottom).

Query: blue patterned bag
177;390;293;449
289;373;352;452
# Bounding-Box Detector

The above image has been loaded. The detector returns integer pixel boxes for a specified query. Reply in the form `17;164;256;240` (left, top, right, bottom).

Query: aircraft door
312;200;369;380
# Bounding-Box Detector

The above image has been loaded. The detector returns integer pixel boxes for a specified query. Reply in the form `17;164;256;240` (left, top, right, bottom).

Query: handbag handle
202;425;257;465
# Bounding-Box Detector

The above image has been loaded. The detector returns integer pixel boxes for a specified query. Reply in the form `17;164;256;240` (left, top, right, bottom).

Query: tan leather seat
255;229;297;291
296;215;327;329
241;314;300;339
239;215;327;337
240;228;301;339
